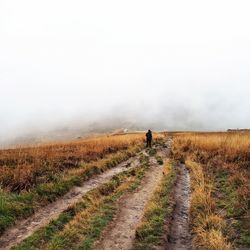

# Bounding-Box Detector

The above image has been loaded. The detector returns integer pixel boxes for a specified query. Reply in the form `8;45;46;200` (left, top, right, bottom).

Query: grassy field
0;134;146;192
1;131;249;250
171;132;250;249
0;133;163;234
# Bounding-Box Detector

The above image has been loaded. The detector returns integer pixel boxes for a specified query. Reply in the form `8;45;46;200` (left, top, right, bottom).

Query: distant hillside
0;120;142;149
227;129;250;132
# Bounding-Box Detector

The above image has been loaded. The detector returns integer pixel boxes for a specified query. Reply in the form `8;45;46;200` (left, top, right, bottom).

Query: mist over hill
1;0;250;146
1;102;248;148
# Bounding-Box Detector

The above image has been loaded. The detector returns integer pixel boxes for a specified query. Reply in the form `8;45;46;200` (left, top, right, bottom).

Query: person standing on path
146;130;152;148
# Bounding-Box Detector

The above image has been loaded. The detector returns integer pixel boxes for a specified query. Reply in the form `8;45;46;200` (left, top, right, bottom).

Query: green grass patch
214;170;250;248
147;148;157;156
11;210;75;250
155;155;164;165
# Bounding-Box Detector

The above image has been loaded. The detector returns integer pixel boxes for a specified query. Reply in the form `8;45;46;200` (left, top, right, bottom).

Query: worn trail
93;143;170;250
168;164;191;250
0;153;143;250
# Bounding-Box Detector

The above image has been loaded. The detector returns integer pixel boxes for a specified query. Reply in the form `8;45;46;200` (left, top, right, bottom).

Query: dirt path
168;164;191;250
93;145;170;250
0;152;143;250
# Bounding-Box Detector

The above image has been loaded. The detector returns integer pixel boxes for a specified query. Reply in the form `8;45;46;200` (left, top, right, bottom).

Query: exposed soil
0;153;143;250
0;139;189;250
93;145;171;250
167;164;191;250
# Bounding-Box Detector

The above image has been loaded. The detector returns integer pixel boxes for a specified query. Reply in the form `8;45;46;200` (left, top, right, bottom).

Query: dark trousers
146;139;152;148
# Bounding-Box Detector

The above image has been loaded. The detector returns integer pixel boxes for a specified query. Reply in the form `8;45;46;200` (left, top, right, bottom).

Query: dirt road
0;152;142;250
93;146;170;250
0;139;192;250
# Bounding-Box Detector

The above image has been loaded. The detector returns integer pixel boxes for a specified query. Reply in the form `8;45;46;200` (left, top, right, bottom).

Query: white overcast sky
0;0;250;140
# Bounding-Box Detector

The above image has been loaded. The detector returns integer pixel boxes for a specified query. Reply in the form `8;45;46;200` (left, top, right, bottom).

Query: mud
93;144;171;250
168;164;191;250
0;153;143;250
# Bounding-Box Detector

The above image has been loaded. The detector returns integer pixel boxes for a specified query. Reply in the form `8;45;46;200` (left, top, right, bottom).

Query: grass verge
186;160;232;250
133;161;177;250
172;132;250;249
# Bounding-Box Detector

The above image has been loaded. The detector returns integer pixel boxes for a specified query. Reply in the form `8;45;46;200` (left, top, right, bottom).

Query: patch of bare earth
167;164;191;250
0;153;143;250
93;146;170;250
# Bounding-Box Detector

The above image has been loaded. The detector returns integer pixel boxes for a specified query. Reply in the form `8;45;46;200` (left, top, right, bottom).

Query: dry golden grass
186;160;232;250
172;132;250;212
172;132;250;249
194;229;232;250
172;132;250;163
0;133;163;192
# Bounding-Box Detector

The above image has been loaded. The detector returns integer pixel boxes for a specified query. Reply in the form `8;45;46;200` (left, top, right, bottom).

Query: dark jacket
146;130;152;140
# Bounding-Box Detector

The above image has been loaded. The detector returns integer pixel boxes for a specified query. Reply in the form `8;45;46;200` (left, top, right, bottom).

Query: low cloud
0;0;250;145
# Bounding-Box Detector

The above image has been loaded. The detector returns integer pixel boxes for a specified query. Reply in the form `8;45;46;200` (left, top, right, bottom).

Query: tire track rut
167;164;191;250
0;152;143;250
93;144;171;250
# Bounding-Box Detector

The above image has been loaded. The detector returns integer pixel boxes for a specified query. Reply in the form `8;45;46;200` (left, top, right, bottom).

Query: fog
1;0;250;144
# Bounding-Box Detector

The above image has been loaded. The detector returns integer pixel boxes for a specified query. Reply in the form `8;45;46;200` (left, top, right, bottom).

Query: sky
0;0;250;142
